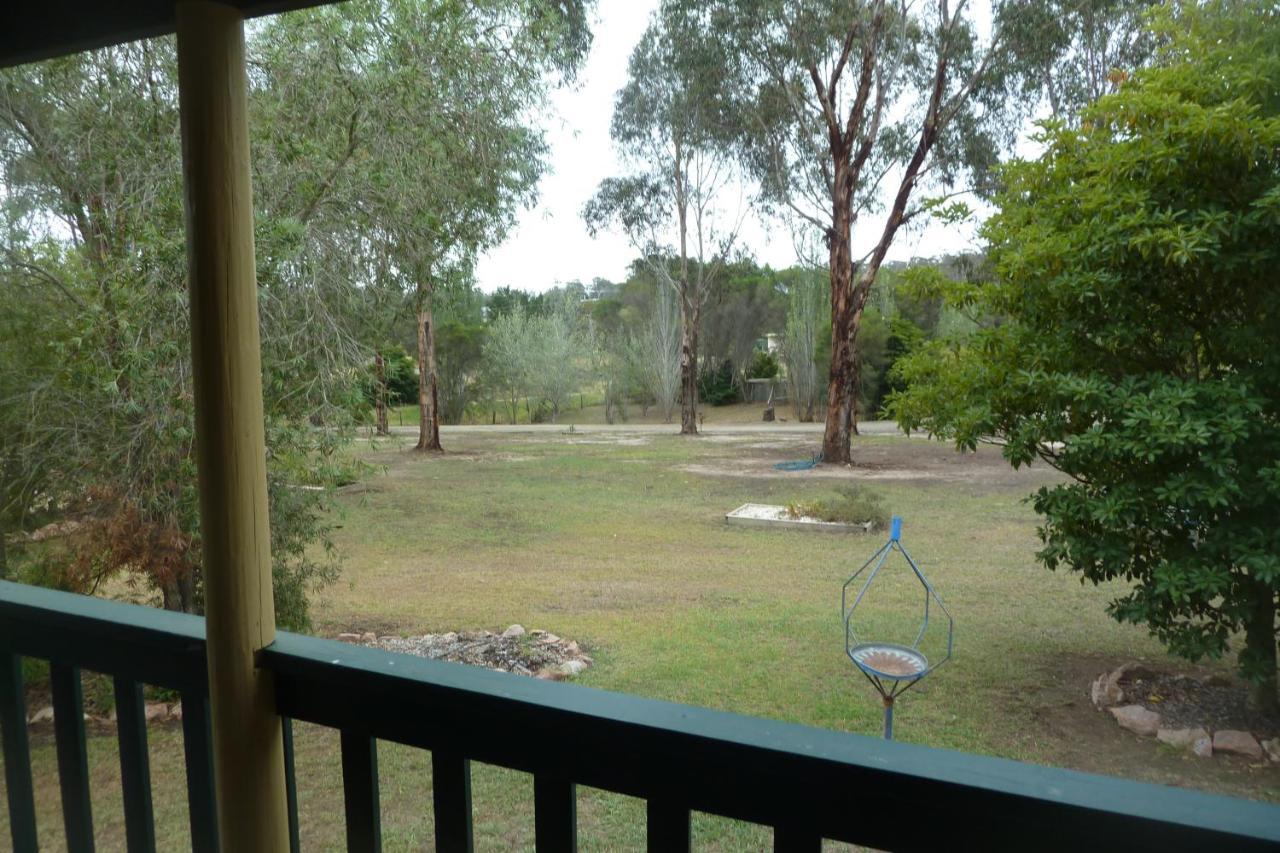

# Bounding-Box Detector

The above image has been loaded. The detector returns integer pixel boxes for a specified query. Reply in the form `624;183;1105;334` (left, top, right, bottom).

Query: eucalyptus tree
350;0;590;451
704;0;1153;463
997;0;1158;121
584;5;743;435
0;34;366;626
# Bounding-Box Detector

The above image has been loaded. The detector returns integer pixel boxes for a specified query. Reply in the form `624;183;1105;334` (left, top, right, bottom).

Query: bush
697;359;740;406
747;350;780;380
787;485;889;529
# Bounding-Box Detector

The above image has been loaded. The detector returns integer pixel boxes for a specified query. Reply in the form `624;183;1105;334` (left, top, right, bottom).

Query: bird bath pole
842;517;953;740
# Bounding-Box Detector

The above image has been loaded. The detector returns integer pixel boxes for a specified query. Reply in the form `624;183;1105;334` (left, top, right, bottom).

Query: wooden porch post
176;3;290;850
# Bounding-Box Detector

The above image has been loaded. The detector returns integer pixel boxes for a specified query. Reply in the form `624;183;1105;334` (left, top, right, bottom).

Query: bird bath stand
842;517;953;739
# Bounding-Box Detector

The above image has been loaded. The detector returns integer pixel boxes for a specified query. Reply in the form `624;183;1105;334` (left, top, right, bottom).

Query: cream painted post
176;2;290;849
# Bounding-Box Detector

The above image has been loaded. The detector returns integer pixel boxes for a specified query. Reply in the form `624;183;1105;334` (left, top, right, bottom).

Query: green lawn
7;430;1278;850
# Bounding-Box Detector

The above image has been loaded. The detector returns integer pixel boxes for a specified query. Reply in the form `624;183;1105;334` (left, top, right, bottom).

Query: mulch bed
1118;668;1280;737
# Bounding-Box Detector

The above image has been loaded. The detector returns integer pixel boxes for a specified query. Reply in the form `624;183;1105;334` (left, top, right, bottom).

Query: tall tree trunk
1245;584;1278;714
374;352;389;436
679;296;699;435
161;569;197;614
415;301;442;452
822;154;856;464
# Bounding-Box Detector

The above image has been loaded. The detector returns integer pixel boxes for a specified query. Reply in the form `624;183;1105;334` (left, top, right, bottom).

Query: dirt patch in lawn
561;435;651;446
442;452;535;463
679;439;1060;489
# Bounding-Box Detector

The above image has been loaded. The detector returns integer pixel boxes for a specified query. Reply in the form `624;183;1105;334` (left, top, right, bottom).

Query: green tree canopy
889;1;1280;708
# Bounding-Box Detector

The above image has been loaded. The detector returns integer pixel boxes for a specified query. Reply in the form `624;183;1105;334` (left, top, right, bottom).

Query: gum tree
0;36;364;625
889;1;1280;710
349;0;591;451
705;0;1153;463
584;5;742;435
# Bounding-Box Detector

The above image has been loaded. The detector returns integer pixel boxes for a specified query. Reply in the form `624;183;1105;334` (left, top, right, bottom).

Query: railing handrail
0;580;208;692
3;580;1279;851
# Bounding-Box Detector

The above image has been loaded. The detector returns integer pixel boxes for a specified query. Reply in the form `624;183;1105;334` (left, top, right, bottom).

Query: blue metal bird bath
842;517;953;739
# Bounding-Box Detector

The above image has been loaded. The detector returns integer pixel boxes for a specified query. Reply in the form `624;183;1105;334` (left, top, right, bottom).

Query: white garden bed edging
725;503;873;534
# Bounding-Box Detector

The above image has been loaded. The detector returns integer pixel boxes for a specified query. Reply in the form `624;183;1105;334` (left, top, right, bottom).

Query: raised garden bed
725;503;873;534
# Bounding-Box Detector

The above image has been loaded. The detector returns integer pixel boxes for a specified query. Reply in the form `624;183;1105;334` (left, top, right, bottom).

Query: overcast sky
473;2;988;294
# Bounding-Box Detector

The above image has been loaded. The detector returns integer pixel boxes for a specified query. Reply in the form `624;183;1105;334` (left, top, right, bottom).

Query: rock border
337;624;593;681
1092;662;1278;762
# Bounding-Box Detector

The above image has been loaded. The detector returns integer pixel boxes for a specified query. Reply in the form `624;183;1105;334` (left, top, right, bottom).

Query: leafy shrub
697;359;740;406
747;350;780;380
787;485;889;529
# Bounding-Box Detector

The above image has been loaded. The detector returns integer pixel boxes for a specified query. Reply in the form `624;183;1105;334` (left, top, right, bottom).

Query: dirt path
387;419;907;436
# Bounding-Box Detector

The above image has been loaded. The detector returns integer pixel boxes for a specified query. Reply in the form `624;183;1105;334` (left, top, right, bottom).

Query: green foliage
437;321;488;424
0;0;594;624
382;347;419;407
888;1;1280;690
747;351;779;380
697;359;740;407
787;485;889;530
0;39;356;625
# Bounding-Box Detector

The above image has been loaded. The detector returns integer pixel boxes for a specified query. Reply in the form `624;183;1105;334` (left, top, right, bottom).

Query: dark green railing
2;580;1278;852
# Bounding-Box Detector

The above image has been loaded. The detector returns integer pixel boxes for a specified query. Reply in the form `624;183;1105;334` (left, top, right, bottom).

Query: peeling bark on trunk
415;302;442;452
822;154;856;464
374;352;389;436
820;10;948;464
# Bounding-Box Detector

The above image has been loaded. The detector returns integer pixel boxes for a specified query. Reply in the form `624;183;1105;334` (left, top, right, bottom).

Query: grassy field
7;428;1279;850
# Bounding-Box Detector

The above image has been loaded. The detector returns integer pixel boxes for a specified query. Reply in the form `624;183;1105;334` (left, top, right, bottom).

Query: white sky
473;1;989;294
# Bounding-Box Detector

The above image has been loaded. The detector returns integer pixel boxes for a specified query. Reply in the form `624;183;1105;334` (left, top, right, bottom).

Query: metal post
883;696;894;740
176;3;290;849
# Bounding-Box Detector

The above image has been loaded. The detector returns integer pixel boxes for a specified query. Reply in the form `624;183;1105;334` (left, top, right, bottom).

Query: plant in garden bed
786;485;889;529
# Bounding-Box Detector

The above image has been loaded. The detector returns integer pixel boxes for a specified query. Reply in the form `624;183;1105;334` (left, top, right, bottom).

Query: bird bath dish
848;643;928;681
843;517;953;739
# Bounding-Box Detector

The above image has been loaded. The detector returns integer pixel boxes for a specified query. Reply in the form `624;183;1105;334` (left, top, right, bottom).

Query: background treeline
375;252;984;427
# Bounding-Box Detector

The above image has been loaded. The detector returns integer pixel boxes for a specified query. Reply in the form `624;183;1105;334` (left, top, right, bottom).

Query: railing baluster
179;690;218;853
113;677;156;853
51;663;95;853
773;825;821;853
1;652;38;853
340;730;381;853
646;800;690;852
431;749;473;853
533;775;576;853
283;717;302;853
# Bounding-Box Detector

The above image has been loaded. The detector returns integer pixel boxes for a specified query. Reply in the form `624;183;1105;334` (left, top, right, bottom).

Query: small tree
889;1;1280;710
584;5;743;435
782;269;828;422
483;305;533;424
525;295;588;423
627;280;682;422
